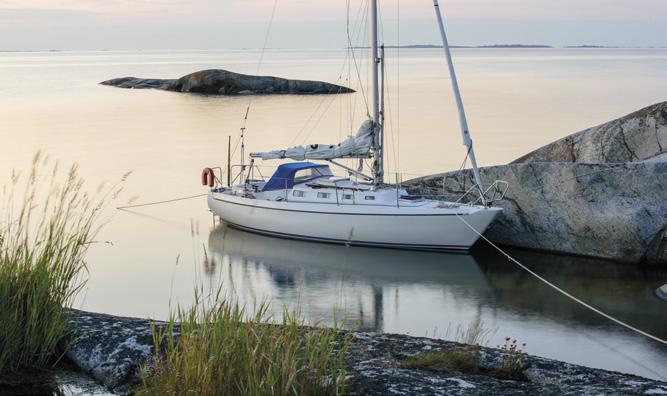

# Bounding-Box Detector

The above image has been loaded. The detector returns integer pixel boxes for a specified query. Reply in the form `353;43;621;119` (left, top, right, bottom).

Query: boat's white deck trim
210;191;491;216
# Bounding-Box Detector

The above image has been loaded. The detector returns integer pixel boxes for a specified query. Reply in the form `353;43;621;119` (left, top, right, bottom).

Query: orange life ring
201;168;215;187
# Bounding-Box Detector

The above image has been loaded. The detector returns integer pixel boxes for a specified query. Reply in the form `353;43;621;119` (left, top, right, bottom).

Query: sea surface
1;48;666;380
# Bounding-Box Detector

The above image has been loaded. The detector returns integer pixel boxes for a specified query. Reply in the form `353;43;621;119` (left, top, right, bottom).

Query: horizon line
2;44;667;53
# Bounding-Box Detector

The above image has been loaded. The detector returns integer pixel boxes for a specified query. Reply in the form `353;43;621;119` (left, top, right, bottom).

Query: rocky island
100;69;354;95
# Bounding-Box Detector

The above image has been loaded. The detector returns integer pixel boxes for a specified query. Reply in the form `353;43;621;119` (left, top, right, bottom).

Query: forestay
250;120;373;161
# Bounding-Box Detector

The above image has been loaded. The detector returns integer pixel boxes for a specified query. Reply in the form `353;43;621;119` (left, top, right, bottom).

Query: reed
0;153;112;373
137;289;350;396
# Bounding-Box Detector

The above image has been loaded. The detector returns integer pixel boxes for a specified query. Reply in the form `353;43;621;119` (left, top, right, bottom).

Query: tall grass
451;317;496;346
138;289;350;396
0;153;113;372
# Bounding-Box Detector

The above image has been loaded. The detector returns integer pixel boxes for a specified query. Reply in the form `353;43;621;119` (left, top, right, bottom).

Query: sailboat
203;0;504;251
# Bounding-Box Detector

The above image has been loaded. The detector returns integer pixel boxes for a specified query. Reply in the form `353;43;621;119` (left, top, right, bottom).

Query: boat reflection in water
207;223;492;333
207;224;667;380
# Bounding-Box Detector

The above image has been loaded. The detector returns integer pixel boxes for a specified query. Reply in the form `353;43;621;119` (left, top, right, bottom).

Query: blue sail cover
263;162;331;191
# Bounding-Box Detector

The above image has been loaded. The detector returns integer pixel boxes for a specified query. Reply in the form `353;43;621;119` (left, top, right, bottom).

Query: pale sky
1;0;666;50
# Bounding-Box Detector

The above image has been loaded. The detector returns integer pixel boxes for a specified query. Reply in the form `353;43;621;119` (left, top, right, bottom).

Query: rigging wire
223;0;279;180
347;0;369;139
288;70;349;147
255;0;279;77
347;0;370;118
288;0;369;149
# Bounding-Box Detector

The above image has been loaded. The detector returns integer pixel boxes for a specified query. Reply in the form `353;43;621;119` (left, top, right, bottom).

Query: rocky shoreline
59;309;667;395
100;69;354;95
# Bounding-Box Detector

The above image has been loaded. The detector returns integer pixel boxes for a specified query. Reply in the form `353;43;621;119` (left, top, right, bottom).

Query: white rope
116;193;207;210
455;213;667;345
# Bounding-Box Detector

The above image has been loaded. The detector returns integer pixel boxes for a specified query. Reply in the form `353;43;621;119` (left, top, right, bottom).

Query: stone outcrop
347;333;667;396
513;101;666;164
658;284;667;301
60;310;667;395
100;69;354;95
59;310;178;394
411;162;667;263
409;102;667;264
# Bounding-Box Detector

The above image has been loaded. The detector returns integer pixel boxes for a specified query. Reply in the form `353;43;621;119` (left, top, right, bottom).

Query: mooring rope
455;213;667;345
116;193;207;210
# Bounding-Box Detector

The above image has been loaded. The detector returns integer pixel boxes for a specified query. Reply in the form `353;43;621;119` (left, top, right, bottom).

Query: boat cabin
232;161;416;206
263;162;333;191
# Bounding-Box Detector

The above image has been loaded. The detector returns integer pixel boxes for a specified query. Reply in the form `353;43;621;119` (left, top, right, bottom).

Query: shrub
492;337;526;380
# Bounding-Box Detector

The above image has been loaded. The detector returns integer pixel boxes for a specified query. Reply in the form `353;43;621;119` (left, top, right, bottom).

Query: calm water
1;49;666;380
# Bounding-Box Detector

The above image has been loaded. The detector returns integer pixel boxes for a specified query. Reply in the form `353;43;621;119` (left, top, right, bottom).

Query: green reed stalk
0;152;114;372
138;289;350;396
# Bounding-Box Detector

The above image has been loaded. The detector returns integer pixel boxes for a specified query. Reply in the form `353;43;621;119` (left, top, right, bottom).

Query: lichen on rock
59;310;178;395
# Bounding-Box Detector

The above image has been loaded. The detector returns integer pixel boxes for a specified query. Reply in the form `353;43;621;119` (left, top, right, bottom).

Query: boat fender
201;168;215;187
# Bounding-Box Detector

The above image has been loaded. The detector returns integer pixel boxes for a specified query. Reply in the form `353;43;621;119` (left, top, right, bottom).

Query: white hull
208;191;501;251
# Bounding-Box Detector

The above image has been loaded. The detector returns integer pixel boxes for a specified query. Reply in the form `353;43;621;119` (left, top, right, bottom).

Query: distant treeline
352;44;664;49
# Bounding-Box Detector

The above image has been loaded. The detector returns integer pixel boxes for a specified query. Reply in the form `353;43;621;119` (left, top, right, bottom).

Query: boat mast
370;0;384;186
432;0;486;205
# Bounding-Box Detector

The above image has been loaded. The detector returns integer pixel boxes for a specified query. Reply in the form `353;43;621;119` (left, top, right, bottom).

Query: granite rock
101;69;354;95
410;162;667;264
59;309;178;395
513;101;666;164
657;284;667;301
346;332;667;396
60;310;667;395
408;102;667;264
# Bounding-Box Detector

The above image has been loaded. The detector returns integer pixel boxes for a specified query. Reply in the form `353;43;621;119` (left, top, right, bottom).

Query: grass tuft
137;289;350;396
400;319;521;379
401;320;490;375
401;334;528;381
0;152;111;373
401;346;481;374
